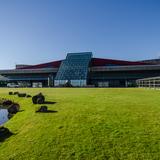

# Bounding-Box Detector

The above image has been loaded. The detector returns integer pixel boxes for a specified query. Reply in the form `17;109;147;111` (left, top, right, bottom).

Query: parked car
7;83;19;88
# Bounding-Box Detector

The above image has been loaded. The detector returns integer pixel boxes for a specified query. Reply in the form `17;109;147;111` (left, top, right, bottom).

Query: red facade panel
91;58;150;66
18;57;151;70
18;60;62;69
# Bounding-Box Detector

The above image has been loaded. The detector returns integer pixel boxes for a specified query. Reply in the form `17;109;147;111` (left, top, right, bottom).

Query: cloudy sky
0;0;160;69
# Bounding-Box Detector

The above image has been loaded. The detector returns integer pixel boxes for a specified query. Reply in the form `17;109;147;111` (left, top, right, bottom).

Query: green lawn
0;88;160;160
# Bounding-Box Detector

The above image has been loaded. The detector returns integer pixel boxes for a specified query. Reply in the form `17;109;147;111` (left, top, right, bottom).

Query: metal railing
137;77;160;88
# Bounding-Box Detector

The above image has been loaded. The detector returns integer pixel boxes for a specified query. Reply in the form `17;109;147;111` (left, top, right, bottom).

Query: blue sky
0;0;160;69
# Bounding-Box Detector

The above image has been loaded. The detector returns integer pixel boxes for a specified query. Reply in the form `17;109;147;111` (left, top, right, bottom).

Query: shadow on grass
19;110;25;112
36;110;58;113
0;127;14;142
43;101;56;105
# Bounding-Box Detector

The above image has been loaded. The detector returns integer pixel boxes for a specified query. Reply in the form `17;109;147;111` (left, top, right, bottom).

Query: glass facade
55;52;92;86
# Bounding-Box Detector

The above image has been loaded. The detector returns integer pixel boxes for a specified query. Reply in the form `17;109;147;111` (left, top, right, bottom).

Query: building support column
48;74;54;87
125;80;128;87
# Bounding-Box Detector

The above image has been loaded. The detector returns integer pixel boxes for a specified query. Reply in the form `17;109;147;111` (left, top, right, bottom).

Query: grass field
0;88;160;160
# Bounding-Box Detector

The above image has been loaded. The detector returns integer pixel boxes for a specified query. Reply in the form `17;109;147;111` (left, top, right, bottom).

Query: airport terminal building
0;52;160;87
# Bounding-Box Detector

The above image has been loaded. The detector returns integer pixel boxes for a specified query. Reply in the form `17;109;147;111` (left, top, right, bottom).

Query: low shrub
35;106;48;112
9;92;13;95
13;92;19;95
32;93;45;104
18;93;27;97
